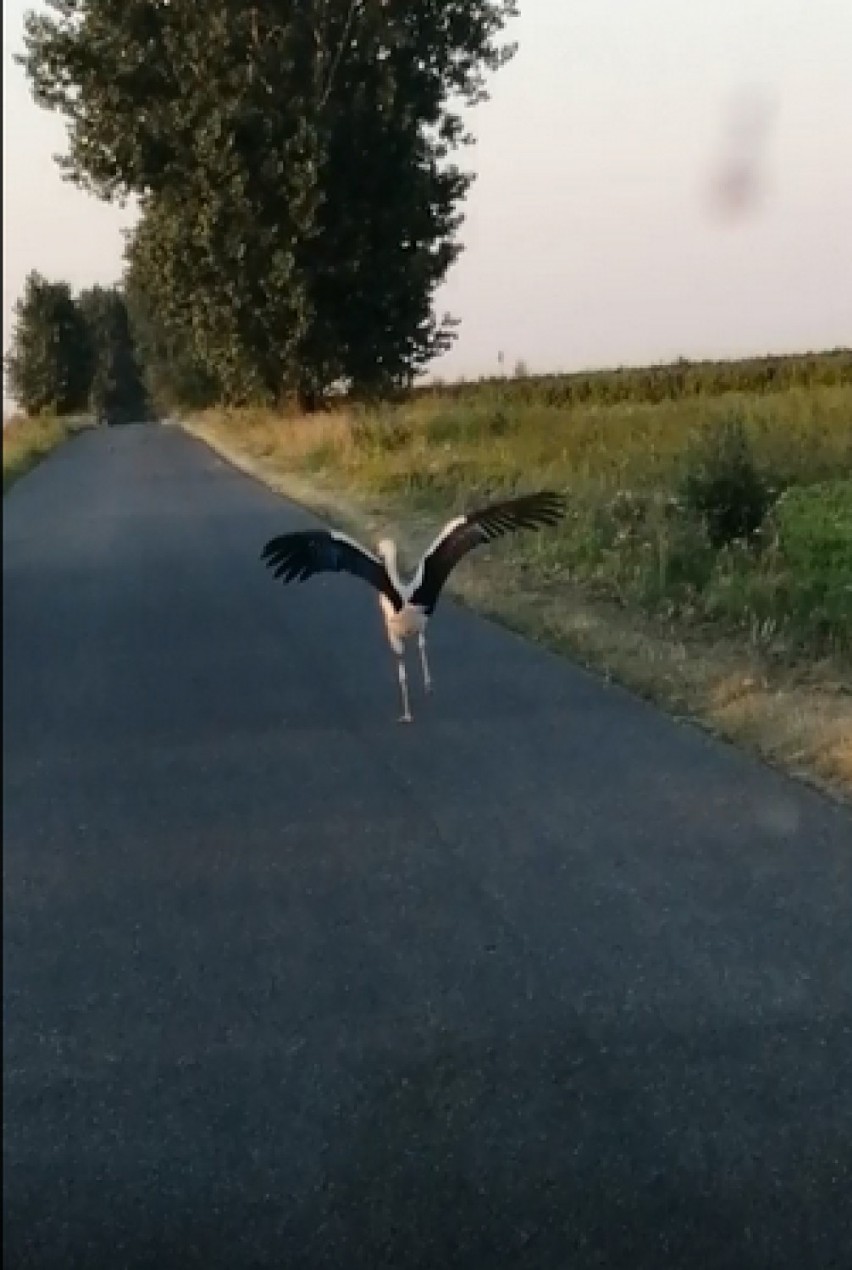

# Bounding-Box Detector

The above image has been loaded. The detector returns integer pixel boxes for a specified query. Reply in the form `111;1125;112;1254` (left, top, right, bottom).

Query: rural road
4;423;851;1269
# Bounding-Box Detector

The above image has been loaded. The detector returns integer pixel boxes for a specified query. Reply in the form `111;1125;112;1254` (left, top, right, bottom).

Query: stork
260;490;566;722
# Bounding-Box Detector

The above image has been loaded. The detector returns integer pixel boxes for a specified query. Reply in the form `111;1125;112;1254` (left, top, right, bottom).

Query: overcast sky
4;0;851;404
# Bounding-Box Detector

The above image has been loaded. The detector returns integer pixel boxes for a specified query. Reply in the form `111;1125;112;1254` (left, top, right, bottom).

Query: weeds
2;413;89;493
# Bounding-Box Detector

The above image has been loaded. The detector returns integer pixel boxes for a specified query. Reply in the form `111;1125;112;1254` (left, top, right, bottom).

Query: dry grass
2;413;91;493
180;385;851;802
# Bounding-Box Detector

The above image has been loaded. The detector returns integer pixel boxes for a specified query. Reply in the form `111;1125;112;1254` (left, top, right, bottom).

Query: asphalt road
4;423;851;1270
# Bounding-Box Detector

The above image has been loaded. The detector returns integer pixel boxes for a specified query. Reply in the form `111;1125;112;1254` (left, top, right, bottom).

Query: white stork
260;490;566;722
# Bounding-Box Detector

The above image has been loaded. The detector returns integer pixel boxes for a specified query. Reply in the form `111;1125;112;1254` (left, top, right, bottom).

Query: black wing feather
260;531;403;610
409;491;566;614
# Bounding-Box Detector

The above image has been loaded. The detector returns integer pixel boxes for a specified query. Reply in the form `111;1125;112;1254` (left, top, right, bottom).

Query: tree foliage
77;286;151;423
4;271;92;415
21;1;518;407
123;212;220;412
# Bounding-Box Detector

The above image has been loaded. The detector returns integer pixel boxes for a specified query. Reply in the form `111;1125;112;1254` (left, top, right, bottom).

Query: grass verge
2;413;91;493
180;389;851;802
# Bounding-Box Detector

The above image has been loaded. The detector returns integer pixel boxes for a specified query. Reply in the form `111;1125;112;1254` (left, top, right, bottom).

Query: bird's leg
397;656;413;723
417;632;432;694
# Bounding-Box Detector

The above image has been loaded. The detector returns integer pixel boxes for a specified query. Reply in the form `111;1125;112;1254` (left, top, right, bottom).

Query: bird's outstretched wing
260;530;403;610
409;491;566;614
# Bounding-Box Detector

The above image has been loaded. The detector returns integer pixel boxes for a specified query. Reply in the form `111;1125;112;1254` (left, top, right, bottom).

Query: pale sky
4;0;852;404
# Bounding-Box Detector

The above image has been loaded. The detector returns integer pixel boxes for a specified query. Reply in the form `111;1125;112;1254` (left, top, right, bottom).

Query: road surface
4;424;851;1269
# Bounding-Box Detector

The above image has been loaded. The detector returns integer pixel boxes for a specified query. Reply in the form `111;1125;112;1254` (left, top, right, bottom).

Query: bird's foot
398;712;413;724
423;681;433;695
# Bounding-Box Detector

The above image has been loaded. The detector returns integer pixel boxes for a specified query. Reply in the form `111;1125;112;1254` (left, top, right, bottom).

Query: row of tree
5;272;150;423
10;265;848;423
18;1;519;413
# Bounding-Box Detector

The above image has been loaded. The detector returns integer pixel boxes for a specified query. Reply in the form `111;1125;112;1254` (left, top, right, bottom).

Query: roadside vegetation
2;413;90;493
185;366;852;799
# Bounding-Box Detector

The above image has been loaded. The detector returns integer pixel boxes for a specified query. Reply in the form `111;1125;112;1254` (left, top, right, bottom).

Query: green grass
185;378;852;797
2;413;91;493
697;480;852;651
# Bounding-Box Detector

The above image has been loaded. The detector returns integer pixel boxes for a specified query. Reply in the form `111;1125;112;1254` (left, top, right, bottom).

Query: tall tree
22;1;518;407
78;286;151;423
124;212;220;413
4;272;92;415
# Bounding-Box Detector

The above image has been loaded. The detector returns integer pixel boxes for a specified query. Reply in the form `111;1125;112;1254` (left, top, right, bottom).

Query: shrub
488;407;519;437
681;414;775;548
